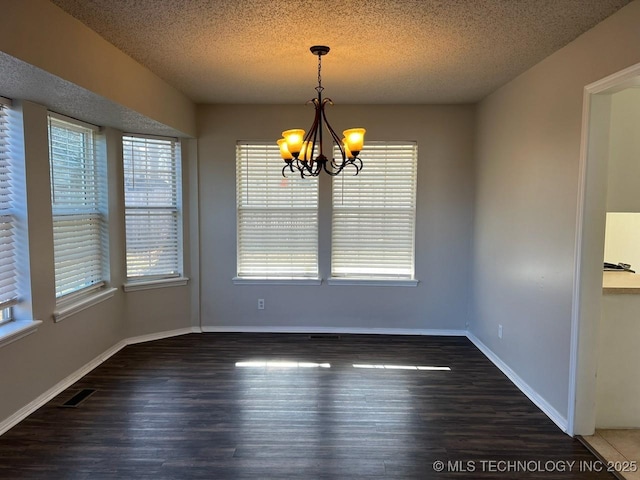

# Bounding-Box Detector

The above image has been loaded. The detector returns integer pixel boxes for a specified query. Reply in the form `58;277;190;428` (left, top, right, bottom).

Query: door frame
568;62;640;435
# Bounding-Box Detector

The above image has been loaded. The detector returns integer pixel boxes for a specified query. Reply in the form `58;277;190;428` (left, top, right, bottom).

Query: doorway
570;62;640;461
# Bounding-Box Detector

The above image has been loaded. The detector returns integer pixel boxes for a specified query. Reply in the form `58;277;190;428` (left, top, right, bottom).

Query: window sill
0;320;43;349
233;277;322;286
327;277;419;287
123;277;189;292
53;287;118;323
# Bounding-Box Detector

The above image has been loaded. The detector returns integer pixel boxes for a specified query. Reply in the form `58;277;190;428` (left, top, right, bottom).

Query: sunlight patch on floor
353;364;451;371
235;361;331;368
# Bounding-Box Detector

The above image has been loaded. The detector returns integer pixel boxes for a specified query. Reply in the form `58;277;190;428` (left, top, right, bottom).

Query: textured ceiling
0;52;185;137
50;0;630;104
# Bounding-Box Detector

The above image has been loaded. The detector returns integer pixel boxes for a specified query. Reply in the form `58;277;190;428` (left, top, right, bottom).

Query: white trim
0;338;126;436
582;61;640;93
0;298;19;310
123;277;189;292
0;325;571;439
0;320;42;349
568;86;591;437
232;277;322;286
568;61;640;437
467;332;568;433
126;327;200;345
327;278;419;287
57;281;106;305
202;325;466;336
0;326;199;436
123;132;179;142
47;111;99;132
53;287;117;323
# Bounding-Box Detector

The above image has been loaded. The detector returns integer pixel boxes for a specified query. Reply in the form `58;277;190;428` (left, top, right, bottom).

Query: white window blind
236;143;318;279
332;142;418;279
49;115;105;298
123;135;182;280
0;100;17;322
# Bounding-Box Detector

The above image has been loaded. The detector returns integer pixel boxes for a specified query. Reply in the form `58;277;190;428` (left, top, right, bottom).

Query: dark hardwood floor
0;333;615;479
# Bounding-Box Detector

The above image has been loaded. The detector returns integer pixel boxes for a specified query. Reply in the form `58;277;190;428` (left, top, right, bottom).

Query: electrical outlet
498;324;503;339
258;299;265;310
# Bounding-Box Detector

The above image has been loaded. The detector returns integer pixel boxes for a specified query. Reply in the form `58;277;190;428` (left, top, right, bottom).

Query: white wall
606;88;640;212
2;0;639;437
0;2;197;428
471;0;640;433
603;89;640;270
597;87;640;429
197;104;475;332
596;294;640;428
0;101;125;423
0;105;195;427
123;140;198;338
0;0;195;137
603;213;640;269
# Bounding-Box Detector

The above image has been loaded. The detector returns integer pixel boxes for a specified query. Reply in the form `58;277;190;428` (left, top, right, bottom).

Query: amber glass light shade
277;138;293;160
343;128;366;154
299;141;312;161
341;138;353;159
282;129;305;156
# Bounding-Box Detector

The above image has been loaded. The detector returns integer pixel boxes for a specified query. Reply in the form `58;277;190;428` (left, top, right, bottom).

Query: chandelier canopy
277;46;366;178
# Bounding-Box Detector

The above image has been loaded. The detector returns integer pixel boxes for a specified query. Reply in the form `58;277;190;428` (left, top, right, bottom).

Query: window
49;115;106;299
331;142;418;279
0;99;17;323
236;142;318;279
123;135;182;281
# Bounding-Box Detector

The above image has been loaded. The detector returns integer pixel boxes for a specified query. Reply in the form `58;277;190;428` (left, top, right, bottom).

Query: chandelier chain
317;53;323;93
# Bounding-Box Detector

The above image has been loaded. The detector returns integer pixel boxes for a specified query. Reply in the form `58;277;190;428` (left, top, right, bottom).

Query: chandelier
277;45;366;178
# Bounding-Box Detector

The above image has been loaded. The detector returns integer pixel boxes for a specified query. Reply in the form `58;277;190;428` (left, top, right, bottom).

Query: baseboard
125;326;201;346
0;326;199;437
1;326;568;438
201;325;467;336
466;331;568;433
0;339;127;436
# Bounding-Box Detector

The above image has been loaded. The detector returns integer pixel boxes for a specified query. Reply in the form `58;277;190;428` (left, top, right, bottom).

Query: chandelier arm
299;158;311;178
322;159;341;176
281;160;295;178
302;157;315;175
346;157;362;176
320;99;345;156
303;98;322;167
313;158;323;176
311;114;320;169
315;93;324;160
306;161;315;174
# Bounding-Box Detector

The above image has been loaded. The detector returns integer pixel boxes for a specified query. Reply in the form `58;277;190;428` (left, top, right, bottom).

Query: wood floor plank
0;333;616;479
